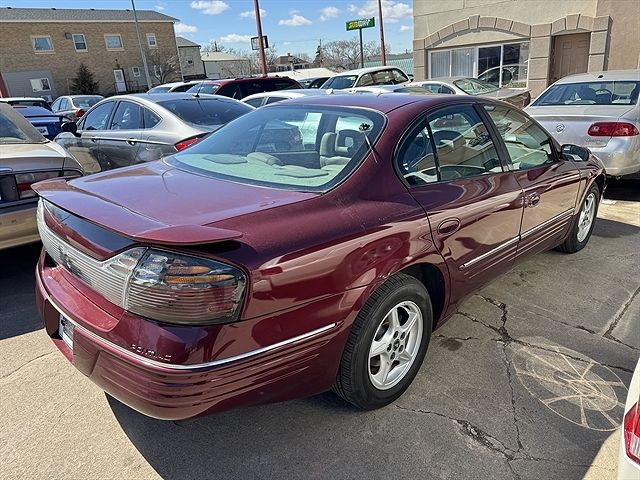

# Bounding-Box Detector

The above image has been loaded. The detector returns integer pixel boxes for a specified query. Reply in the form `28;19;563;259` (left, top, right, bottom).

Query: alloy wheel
577;192;596;242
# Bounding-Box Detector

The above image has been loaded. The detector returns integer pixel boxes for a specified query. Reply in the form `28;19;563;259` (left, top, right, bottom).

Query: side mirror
561;144;590;162
61;121;78;135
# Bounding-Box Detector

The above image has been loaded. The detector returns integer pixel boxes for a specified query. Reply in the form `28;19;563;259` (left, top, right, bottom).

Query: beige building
0;7;182;99
176;36;206;80
201;51;251;79
413;0;640;96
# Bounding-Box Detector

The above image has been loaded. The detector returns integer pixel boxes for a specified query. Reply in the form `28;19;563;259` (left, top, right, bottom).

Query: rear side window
110;102;143;130
158;98;252;126
270;80;298;91
484;105;554;170
422;83;455;94
217;84;242;99
187;83;220;95
143;108;161;128
244;98;264;108
171;84;195;92
265;96;286;105
81;102;115;131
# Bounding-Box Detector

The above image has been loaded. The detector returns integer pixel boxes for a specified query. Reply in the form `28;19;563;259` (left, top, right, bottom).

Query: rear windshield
187;83;220;95
3;99;51;110
157;97;252;126
167;105;385;192
322;75;358;89
532;81;640;106
148;86;172;93
72;96;102;108
453;78;499;95
0;104;47;144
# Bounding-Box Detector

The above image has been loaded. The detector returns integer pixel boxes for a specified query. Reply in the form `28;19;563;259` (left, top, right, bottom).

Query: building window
132;66;141;77
186;55;194;65
30;78;51;92
147;33;157;48
72;34;87;52
430;42;529;88
104;34;124;50
32;36;54;53
153;65;162;78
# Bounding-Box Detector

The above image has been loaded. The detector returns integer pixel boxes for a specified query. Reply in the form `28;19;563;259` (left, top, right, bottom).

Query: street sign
346;17;375;31
251;35;269;50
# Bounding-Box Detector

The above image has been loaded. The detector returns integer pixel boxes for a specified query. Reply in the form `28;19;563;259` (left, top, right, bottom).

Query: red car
33;94;605;420
186;76;302;99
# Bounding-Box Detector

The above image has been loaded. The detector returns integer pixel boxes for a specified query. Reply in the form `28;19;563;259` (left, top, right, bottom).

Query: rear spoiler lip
32;178;243;246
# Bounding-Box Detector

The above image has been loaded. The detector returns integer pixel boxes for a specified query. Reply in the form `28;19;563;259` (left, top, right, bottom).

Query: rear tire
333;274;432;410
557;183;600;253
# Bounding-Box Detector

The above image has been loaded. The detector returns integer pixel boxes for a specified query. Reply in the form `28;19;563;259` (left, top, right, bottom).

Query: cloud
350;0;412;23
175;23;199;34
190;1;230;15
219;33;252;44
239;8;266;19
320;6;340;21
399;24;412;32
278;13;312;27
154;4;166;12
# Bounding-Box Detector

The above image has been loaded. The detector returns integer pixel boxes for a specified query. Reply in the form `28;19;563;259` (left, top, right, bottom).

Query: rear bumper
0;203;39;250
589;137;640;177
36;251;358;420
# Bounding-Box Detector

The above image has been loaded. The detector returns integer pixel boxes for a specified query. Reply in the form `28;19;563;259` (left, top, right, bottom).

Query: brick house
0;7;182;99
412;0;640;97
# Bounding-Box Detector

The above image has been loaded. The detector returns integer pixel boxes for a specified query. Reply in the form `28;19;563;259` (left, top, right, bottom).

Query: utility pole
131;0;152;90
254;0;268;75
377;0;387;66
359;28;364;68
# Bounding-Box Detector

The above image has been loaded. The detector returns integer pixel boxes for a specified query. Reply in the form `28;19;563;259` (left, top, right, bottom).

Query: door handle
438;218;461;236
90;136;98;143
126;138;137;146
525;193;540;207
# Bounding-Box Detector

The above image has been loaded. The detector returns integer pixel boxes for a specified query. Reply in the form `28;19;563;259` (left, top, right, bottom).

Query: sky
11;0;415;57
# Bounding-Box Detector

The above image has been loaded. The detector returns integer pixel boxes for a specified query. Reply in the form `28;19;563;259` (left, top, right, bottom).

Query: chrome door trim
460;236;519;270
48;296;338;371
520;208;574;239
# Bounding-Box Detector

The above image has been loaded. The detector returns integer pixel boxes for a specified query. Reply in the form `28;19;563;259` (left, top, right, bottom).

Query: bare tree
319;39;389;71
146;48;181;84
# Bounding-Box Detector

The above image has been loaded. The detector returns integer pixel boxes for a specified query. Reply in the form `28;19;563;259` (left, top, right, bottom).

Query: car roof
11;105;58;115
554;69;640;83
153;81;197;88
243;89;333;101
275;92;443;114
331;66;406;77
126;92;244;104
198;76;299;85
0;97;48;102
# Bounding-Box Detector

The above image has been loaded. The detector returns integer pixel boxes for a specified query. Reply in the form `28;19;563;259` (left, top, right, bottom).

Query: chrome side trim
460;236;519;270
48;297;337;372
520;208;574;239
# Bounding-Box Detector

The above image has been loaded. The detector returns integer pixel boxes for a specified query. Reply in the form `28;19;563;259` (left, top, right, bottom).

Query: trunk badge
555;123;566;133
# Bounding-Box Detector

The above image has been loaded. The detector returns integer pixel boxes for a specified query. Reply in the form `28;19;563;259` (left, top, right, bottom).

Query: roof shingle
0;7;178;22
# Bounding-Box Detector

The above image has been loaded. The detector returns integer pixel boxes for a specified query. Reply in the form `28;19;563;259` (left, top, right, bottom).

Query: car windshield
157;97;253;127
0;104;47;144
453;78;500;95
532;80;640;106
186;83;221;95
72;96;102;108
167;105;385;192
322;75;358;89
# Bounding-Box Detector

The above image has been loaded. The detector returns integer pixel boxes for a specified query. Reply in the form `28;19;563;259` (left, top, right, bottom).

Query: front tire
557;183;600;253
333;274;432;410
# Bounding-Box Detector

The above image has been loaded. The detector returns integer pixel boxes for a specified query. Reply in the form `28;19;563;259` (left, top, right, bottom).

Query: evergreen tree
71;64;99;94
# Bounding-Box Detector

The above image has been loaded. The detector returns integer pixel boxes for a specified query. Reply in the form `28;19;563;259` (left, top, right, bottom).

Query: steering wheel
595;88;613;96
405;130;431;171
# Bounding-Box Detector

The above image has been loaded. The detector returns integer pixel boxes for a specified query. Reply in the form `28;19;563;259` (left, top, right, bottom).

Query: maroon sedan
33;94;605;420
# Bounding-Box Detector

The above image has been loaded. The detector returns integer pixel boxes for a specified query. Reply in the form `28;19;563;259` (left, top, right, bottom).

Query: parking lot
0;179;637;480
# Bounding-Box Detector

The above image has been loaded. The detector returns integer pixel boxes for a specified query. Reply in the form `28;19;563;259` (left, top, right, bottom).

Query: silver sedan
526;70;640;178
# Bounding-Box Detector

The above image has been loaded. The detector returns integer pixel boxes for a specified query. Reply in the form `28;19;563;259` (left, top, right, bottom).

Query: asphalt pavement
1;179;638;480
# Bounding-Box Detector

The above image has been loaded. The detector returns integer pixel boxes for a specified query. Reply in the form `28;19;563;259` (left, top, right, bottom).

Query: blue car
11;106;62;140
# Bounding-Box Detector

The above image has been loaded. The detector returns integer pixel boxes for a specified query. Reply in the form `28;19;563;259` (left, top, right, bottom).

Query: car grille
36;200;133;307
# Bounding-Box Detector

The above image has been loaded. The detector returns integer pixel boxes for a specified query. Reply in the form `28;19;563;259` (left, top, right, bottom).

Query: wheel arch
396;262;448;330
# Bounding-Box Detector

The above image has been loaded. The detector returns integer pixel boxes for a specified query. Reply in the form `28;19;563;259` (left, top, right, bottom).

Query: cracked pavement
1;180;638;480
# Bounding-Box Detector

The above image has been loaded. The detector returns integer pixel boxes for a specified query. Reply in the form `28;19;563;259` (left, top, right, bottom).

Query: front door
396;103;524;311
113;69;127;93
550;33;590;84
482;104;580;258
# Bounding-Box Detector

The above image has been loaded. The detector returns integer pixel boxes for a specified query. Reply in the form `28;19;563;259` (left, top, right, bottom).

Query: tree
146;48;181;84
317;39;390;71
70;63;99;94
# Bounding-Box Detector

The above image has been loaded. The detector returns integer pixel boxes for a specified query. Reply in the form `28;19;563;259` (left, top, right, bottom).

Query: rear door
396;103;524;310
55;100;116;174
483;104;580;258
100;100;144;169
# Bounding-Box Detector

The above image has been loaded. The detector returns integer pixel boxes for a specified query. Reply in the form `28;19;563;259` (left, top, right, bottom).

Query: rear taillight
624;399;640;465
175;136;201;151
75;109;85;118
15;170;80;199
587;122;639;137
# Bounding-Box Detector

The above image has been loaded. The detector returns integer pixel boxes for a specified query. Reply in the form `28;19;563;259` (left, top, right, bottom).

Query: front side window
72;34;87;52
484;105;554;170
532;81;640;106
426;105;502;182
147;33;157;48
32;36;53;52
105;35;123;50
81;102;115;131
167;106;384;192
109;102;143;130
